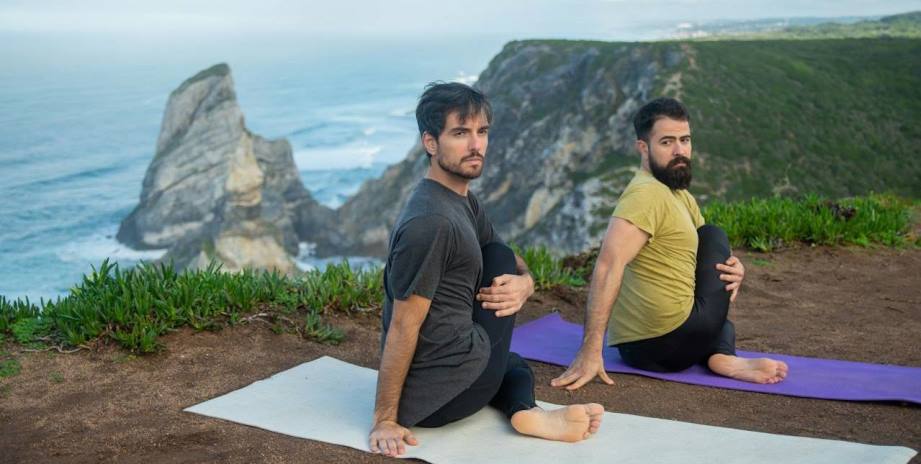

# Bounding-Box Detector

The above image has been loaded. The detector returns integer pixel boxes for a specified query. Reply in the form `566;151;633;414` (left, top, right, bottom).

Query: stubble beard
437;152;484;180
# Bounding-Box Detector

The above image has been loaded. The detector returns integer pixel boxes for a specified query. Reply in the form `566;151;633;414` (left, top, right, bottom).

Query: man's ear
422;132;438;157
635;139;648;158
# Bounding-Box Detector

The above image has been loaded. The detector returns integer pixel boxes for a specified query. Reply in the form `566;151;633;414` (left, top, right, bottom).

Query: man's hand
550;348;615;391
716;255;745;302
476;274;535;317
369;420;418;457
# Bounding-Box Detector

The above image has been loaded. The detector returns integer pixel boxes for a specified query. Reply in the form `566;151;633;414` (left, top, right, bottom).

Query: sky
1;0;919;42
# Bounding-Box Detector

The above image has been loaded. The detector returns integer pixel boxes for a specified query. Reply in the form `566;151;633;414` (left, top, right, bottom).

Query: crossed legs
618;225;788;384
418;242;603;441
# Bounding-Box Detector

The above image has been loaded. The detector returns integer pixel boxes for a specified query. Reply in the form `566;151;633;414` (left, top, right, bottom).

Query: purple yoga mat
511;313;921;404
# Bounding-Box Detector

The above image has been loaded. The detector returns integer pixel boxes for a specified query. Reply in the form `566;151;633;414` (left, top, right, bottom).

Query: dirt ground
2;245;920;463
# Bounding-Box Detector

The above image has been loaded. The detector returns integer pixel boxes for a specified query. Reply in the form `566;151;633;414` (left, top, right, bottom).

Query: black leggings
417;243;537;427
616;225;737;372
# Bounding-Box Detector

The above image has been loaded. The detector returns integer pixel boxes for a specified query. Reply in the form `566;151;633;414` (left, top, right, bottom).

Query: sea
0;34;533;301
0;13;869;302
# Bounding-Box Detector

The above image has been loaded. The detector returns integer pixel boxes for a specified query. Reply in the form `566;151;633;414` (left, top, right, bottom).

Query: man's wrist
580;335;605;355
373;413;397;425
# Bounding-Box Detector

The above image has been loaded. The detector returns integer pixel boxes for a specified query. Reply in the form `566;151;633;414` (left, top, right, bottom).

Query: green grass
703;194;915;251
0;357;20;378
0;244;581;355
1;204;908;357
511;244;587;290
678;38;921;202
0;259;380;353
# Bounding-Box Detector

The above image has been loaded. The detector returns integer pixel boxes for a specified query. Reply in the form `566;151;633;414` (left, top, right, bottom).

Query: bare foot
510;404;604;442
708;354;789;384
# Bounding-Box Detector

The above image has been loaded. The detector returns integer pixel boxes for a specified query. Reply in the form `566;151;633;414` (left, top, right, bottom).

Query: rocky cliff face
117;64;337;272
335;37;921;257
120;38;921;265
335;41;686;256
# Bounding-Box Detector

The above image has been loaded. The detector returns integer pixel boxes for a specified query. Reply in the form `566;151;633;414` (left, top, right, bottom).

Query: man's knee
697;224;730;257
697;224;728;244
482;242;517;279
506;352;532;373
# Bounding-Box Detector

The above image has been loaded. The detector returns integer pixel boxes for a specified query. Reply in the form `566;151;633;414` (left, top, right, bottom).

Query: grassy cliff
676;37;921;201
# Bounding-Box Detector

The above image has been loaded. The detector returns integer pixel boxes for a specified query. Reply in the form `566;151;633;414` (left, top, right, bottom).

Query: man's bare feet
510;404;604;442
708;353;789;384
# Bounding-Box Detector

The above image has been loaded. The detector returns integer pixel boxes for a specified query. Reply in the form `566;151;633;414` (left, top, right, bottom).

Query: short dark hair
416;82;492;157
633;97;690;142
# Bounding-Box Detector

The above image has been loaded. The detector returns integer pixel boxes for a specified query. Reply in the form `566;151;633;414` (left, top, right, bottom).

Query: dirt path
2;246;920;463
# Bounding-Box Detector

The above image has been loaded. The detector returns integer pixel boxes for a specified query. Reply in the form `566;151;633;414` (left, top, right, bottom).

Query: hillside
333;37;921;256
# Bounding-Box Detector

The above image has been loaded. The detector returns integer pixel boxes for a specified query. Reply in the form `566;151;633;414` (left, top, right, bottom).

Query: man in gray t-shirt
369;83;605;458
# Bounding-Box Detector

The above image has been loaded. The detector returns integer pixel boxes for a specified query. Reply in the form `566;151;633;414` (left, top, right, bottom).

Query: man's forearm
582;262;624;353
373;326;420;424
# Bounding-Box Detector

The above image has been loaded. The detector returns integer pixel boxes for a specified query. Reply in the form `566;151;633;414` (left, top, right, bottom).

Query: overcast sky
1;0;919;41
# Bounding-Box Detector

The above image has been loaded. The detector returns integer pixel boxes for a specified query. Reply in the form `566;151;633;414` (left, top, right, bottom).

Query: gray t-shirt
381;178;500;426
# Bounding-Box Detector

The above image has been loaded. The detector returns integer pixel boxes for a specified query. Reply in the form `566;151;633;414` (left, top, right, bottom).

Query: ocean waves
0;37;494;300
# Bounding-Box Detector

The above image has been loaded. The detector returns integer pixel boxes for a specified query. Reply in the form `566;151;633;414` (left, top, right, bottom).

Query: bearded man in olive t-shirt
551;97;789;391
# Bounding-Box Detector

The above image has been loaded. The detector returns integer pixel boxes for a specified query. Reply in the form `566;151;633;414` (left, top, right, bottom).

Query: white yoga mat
185;356;917;464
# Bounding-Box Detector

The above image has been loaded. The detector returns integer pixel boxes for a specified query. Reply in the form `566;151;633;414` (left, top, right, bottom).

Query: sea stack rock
117;63;336;273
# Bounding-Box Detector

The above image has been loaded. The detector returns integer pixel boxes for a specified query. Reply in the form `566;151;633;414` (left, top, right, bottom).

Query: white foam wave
389;107;414;117
452;71;479;86
293;143;382;170
294;242;381;272
362;127;377;136
56;227;167;264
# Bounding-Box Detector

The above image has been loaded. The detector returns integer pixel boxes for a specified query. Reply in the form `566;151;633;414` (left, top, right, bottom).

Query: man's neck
426;168;470;197
640;157;651;174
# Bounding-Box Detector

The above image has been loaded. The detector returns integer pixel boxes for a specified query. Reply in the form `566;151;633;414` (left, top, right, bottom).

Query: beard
650;155;692;190
437;152;484;180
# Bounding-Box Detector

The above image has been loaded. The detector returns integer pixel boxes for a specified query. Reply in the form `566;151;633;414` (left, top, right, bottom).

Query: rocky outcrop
117;63;337;273
335;41;686;256
121;37;921;264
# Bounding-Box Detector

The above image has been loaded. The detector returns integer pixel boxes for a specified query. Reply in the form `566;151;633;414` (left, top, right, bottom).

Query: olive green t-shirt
608;169;704;345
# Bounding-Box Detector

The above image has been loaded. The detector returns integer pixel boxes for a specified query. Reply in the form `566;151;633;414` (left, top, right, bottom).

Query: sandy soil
2;245;920;463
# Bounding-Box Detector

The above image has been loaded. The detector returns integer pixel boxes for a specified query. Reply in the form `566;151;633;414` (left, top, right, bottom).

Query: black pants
417;243;537;427
616;225;737;373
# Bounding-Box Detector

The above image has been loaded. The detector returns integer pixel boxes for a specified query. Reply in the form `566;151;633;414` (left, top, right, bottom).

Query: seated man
369;82;603;458
551;97;789;392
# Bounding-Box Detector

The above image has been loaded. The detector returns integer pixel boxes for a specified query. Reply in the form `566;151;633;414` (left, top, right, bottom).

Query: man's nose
469;133;485;153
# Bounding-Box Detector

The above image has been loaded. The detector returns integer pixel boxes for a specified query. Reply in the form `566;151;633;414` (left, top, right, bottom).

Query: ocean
0;35;505;301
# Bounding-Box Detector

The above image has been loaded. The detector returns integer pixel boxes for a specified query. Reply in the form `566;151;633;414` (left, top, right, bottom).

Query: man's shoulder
619;173;670;204
395;211;454;233
674;188;701;210
397;183;447;221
